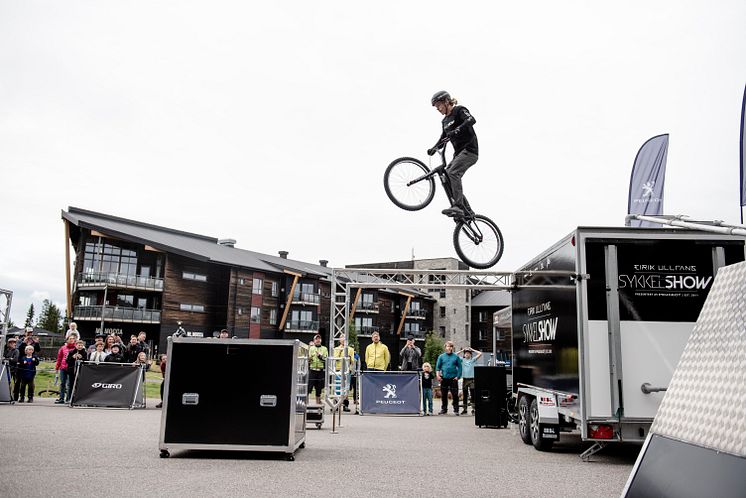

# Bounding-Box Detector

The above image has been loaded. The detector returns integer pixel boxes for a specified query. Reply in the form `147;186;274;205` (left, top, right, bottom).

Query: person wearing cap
3;337;20;400
399;335;422;372
457;347;483;415
87;334;106;355
104;343;124;363
19;327;41;355
427;90;479;218
333;336;355;412
308;334;328;405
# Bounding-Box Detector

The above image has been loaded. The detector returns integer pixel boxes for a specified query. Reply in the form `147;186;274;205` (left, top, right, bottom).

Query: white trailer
510;227;745;458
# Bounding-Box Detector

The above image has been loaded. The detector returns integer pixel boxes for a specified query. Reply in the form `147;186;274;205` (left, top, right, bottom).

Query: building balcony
356;302;379;314
284;319;320;333
291;292;320;306
405;309;427;320
356;325;380;336
73;305;162;324
77;271;164;292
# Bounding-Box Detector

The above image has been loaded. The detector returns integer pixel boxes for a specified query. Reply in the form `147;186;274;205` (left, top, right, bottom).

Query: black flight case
474;366;509;428
159;337;309;460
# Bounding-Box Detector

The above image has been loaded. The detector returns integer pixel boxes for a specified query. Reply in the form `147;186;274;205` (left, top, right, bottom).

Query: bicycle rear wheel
384;157;436;211
453;214;504;269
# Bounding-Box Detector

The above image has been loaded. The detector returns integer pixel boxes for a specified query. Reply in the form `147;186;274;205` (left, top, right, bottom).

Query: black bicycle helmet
431;90;450;105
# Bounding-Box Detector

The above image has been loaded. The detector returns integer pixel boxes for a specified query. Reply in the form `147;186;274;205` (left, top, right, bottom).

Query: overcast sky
1;1;745;326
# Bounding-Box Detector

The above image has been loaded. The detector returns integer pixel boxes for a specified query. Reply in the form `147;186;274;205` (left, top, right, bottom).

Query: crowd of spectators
2;324;158;405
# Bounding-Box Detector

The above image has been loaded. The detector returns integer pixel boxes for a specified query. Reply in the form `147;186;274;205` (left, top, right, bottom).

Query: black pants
446;150;478;210
18;377;35;400
308;369;324;398
12;372;20;400
440;378;459;413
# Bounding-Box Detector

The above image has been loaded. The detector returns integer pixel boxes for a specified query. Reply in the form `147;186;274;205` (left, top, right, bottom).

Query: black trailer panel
512;236;579;394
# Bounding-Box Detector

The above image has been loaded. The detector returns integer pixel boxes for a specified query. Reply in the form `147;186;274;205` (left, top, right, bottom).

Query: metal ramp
622;260;746;497
324;268;580;431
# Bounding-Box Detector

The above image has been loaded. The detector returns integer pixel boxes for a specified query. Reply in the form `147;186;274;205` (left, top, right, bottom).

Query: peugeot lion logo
642;181;655;198
382;384;397;398
92;382;123;389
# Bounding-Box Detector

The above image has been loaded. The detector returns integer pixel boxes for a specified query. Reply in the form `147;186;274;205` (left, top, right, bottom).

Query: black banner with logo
586;240;743;322
512;240;579;394
71;362;144;408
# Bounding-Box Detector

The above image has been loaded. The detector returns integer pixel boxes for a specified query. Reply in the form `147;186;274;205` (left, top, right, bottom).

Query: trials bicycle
383;139;504;269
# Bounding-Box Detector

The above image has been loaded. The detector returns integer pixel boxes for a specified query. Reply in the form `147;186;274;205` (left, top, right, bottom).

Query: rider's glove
427;147;436;156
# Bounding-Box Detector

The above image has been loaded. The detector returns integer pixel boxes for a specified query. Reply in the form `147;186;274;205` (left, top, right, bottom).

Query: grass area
33;361;163;400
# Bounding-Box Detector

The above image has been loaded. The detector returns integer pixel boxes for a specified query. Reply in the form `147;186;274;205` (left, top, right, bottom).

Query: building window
180;304;205;312
269;308;277;325
465;324;469;339
250;306;261;323
237;307;243;315
439;326;446;335
440;306;446;318
183;272;207;282
239;278;245;285
271;281;279;297
453;308;456;315
252;279;263;295
440;290;446;298
478;311;488;322
354;316;373;334
117;294;134;307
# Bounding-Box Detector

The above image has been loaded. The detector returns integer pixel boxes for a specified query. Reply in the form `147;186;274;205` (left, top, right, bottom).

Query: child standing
421;362;435;415
17;345;40;403
65;339;88;401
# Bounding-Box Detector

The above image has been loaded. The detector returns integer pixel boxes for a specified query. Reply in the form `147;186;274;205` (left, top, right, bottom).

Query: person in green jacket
436;341;462;415
308;334;328;405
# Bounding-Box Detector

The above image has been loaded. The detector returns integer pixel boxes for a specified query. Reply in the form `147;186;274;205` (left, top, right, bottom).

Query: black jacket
3;346;19;372
66;348;88;374
105;351;124;363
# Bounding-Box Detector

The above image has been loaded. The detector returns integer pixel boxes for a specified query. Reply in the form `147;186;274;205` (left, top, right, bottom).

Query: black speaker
474;366;508;428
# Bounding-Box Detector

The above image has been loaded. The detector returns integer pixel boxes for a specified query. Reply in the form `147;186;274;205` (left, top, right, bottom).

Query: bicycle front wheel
453;214;504;269
383;157;436;211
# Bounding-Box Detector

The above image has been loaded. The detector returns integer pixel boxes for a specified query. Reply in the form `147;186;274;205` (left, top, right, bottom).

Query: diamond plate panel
650;261;746;457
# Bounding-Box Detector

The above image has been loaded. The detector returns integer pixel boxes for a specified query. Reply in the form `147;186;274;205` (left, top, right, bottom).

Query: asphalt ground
0;398;638;497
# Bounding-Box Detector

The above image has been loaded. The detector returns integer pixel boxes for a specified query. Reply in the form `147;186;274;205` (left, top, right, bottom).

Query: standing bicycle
383;92;503;268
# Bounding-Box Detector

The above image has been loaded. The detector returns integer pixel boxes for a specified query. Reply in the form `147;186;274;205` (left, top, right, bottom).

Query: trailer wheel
530;398;554;451
518;396;532;445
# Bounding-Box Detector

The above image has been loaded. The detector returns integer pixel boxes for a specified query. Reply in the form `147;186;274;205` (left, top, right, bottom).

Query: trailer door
585;239;738;419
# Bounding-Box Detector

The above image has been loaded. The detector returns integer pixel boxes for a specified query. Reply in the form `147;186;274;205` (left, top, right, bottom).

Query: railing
356;301;380;312
78;271;164;291
285;320;320;332
73;305;162;323
403;330;425;338
357;325;380;335
291;292;321;305
406;309;427;318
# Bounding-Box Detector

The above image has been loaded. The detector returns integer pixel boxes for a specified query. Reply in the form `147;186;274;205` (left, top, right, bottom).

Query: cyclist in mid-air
427;90;478;218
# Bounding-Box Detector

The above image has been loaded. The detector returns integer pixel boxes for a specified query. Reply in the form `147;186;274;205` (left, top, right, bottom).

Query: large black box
474;366;508;428
159;337;308;459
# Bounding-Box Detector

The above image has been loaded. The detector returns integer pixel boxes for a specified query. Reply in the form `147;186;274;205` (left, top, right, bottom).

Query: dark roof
63;207;331;278
62;207;432;298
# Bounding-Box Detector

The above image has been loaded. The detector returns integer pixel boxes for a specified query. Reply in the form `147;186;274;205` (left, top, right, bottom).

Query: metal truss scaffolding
0;288;13;352
324;268;580;431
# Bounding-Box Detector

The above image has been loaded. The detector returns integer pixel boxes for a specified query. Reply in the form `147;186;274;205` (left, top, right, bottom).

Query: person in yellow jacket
364;331;390;371
333;336;356;412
